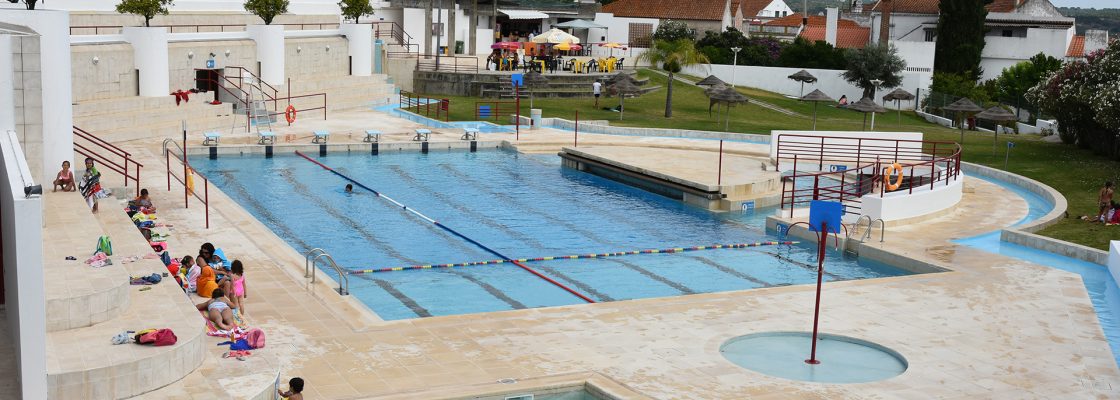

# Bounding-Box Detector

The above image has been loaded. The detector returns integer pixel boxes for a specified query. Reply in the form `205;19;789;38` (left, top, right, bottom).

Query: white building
599;0;795;45
867;0;1079;81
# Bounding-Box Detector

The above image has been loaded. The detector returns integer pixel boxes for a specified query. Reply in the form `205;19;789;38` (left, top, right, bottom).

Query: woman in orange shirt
195;256;219;298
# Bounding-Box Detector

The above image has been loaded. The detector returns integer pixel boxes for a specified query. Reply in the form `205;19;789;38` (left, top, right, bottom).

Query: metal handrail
304;248;349;295
73;126;143;197
863;218;886;243
304;248;327;278
162;137;210;228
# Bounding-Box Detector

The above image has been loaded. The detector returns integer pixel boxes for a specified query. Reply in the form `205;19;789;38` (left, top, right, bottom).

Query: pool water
192;150;912;320
955;173;1120;366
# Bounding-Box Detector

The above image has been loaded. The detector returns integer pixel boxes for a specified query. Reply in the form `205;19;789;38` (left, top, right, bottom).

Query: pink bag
245;328;265;349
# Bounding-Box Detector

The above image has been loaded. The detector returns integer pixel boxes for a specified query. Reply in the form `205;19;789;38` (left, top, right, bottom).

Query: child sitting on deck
53;161;75;192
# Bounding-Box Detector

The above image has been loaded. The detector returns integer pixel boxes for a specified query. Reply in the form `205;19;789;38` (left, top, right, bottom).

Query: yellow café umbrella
531;28;580;44
554;43;583;51
600;42;625;57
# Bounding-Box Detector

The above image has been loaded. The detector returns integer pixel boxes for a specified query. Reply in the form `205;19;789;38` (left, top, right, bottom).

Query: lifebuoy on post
285;105;297;124
883;163;904;191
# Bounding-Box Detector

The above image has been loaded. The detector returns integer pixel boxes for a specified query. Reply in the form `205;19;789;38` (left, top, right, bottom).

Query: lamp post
730;46;742;88
869;79;882;131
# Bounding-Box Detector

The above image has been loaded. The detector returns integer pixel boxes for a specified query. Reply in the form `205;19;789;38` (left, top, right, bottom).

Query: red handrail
400;91;449;122
73;126;143;197
224;66;280;109
164;143;209;229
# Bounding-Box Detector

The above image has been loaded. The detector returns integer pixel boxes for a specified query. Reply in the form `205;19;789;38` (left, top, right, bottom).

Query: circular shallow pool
720;332;907;383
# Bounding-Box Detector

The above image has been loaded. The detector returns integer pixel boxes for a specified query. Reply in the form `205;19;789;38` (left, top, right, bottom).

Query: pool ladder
854;215;886;243
305;248;349;296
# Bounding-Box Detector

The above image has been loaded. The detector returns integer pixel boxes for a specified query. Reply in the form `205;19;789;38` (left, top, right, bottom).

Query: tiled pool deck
96;109;1120;398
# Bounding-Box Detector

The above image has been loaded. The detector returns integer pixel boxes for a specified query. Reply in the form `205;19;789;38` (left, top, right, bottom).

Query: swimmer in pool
345;183;353;193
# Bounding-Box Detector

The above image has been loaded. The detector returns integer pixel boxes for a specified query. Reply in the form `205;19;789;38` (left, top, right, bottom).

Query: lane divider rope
347;241;800;274
294;151;597;304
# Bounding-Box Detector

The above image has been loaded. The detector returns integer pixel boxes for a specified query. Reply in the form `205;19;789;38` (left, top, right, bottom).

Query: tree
929;72;991;104
994;53;1062;119
652;20;694;42
115;0;174;27
841;44;905;99
338;0;374;23
777;37;846;70
244;0;290;25
696;28;782;66
637;39;711;118
934;0;992;80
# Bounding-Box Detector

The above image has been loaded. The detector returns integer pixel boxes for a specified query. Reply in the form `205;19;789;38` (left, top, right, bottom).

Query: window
924;29;936;42
1002;29;1013;37
628;23;653;48
775;10;780;17
783;11;788;17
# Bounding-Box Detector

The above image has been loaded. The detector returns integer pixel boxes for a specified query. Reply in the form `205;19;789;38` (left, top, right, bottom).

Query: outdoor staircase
72;96;234;142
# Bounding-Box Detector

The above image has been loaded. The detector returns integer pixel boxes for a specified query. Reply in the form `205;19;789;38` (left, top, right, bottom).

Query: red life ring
284;105;297;124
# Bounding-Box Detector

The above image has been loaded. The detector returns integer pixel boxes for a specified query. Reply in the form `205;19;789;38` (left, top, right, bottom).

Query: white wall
861;171;963;222
1110;241;1120;290
758;0;795;18
0;0;344;14
402;8;427;54
0;129;46;400
870;14;937;43
892;40;935;72
591;13;659;58
0;10;74;186
123;27;171;97
979;26;1072;80
682;64;931;107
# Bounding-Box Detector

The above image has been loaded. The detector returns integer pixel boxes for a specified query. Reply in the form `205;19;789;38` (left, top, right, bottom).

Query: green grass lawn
414;69;1119;251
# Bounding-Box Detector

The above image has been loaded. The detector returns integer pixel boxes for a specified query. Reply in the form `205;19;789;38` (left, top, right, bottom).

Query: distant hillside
1060;7;1120;35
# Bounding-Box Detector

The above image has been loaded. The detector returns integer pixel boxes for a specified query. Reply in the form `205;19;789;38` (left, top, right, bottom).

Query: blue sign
741;201;755;213
829;165;847;172
511;73;524;87
206;59;216;69
1007;141;1015;148
808;200;842;234
776;223;789;238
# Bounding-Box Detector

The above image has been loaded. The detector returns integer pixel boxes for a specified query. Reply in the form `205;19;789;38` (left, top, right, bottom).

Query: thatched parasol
608;79;643;120
706;84;750;130
696;75;727;87
848;97;888;130
976;105;1017;154
606;72;640;86
943;98;984;145
800;89;834;130
522;71;550;109
882;88;916;126
788;70;818;98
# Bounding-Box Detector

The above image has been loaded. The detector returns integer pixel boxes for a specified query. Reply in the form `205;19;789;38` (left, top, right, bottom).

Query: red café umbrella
491;42;522;50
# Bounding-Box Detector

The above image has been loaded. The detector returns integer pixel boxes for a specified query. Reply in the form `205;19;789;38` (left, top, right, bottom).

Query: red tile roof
764;13;862;28
800;25;872;49
869;0;1021;14
1066;35;1085;57
602;0;773;21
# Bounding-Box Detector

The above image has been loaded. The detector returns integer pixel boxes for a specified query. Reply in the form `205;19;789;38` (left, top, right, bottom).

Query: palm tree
637;39;710;118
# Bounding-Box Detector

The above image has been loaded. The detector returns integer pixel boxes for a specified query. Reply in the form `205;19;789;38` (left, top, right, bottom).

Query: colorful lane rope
347;241;799;275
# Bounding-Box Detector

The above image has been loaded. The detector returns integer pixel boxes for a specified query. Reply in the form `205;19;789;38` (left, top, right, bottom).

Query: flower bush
1030;40;1120;157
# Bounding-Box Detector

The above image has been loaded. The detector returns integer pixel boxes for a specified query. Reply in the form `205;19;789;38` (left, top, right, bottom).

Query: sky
1049;0;1118;8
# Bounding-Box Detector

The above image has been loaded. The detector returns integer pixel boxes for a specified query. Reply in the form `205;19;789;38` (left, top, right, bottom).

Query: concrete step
42;191;132;332
47;197;206;399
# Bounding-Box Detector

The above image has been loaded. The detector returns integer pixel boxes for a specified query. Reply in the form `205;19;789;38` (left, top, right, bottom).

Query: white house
600;0;795;44
866;0;1078;80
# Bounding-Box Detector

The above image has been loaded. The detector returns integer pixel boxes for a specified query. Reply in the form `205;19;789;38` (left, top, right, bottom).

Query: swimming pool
956;173;1120;366
192;149;912;320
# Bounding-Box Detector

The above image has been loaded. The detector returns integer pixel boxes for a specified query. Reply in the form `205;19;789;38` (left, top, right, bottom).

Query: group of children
1083;181;1119;224
53;158;110;212
180;243;249;330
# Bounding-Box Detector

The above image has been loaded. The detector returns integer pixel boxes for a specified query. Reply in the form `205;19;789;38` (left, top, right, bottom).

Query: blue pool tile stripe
347;241;799;274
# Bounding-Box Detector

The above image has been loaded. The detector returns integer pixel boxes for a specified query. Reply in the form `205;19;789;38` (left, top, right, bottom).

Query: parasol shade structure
555;19;607;29
847;97;888;130
706;84;750;130
943;97;984;145
522;71;550;109
531;28;580;44
606;72;640;86
788;70;818;98
695;75;727;87
607;78;643;121
882;88;915;126
491;41;522;50
554;43;582;51
800;89;834;130
599;42;627;56
976;105;1017;154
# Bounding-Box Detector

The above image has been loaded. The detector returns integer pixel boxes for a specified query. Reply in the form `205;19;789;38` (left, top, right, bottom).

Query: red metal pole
717;140;724;185
123;156;129;187
574;110;579;147
183;128;188;208
805;223;827;365
135;162;141;198
324;93;328;120
288;78;293;127
908;165;915;194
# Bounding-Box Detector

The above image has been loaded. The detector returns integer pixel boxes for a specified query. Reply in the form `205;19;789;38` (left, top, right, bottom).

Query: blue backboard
808;200;842;234
511;73;524;87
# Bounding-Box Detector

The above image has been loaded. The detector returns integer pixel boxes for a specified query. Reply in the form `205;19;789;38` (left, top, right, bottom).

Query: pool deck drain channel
293;150;598;304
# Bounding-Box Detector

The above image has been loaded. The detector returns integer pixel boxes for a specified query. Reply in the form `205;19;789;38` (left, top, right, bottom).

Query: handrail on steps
162;138;210;229
304;248;349;296
73;126;143;197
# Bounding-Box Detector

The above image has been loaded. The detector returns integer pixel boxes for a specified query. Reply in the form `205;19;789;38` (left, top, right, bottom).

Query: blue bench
413;129;431;142
477;105;492;118
461;127;479;141
312;130;330;144
258;131;276;145
203;131;221;146
363;129;381;143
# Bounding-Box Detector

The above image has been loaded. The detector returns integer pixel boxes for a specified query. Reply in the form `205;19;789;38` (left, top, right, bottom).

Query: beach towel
200;309;248;337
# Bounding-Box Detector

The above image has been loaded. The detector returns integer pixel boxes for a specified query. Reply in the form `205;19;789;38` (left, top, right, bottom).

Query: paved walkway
97;106;1120;398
